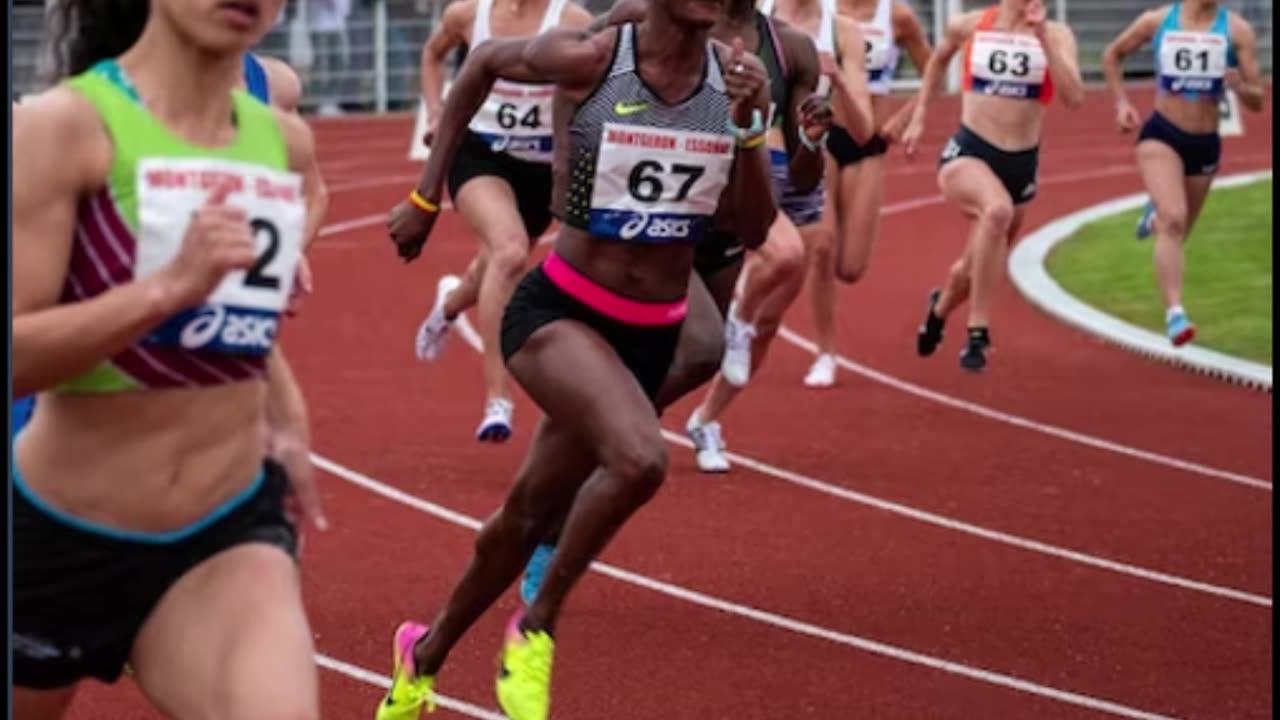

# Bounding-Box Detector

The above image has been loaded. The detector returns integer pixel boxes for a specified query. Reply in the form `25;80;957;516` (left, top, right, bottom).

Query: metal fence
11;0;1272;112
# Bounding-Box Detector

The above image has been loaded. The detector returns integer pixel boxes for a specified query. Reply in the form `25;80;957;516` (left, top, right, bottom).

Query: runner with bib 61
903;0;1084;371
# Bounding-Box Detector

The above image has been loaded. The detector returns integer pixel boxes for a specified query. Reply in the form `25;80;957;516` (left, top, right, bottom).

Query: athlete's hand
724;38;769;128
422;114;442;147
1224;68;1245;93
285;255;313;317
387;198;439;263
879;105;913;144
819;52;848;93
1115;98;1141;133
901;108;926;158
797;93;834;143
159;184;257;309
269;423;328;533
1024;0;1047;37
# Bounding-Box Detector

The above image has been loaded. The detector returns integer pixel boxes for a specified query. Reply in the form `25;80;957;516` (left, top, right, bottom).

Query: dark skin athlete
390;0;775;675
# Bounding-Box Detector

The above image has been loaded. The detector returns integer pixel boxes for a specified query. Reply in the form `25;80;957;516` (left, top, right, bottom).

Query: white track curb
1008;170;1273;392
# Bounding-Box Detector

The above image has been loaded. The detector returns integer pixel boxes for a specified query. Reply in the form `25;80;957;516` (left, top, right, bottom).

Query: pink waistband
542;251;688;326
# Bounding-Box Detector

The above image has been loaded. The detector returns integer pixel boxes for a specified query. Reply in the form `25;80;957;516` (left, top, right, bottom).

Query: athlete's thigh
757;210;804;267
938;157;1012;219
455;175;535;255
834;154;886;265
13;687;76;720
701;257;744;317
1136;140;1189;219
130;545;316;720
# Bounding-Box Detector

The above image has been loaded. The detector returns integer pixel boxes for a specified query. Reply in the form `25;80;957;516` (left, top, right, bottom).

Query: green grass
1045;179;1273;365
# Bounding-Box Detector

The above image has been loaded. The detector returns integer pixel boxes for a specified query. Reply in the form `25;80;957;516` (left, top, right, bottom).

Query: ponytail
47;0;150;80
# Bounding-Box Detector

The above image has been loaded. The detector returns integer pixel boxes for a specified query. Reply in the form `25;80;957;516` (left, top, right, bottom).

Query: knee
1155;206;1188;238
605;435;668;506
835;257;867;285
486;237;530;280
979;201;1015;234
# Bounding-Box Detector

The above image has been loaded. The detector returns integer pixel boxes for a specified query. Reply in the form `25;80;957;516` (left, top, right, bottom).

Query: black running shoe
917;289;945;356
960;327;990;372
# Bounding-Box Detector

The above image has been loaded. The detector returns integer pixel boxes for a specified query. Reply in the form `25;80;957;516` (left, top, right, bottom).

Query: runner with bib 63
903;0;1084;372
1102;1;1265;346
378;0;775;716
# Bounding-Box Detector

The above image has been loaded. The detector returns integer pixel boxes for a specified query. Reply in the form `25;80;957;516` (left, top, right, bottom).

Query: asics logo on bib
176;304;278;352
619;213;694;241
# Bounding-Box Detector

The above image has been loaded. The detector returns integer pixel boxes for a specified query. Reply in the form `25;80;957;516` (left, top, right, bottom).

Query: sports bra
55;61;304;393
1153;2;1237;102
466;0;568;163
562;23;737;245
961;6;1055;105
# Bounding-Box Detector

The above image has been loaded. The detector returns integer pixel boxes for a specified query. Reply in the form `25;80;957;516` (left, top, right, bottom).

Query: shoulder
1226;10;1257;43
947;8;986;38
592;0;647;32
891;0;922;28
256;55;304;113
15;86;112;184
441;0;478;33
1044;19;1077;43
272;106;317;174
559;2;595;29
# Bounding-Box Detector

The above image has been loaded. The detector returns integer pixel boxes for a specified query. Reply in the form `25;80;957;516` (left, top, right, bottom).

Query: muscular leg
833;154;886;284
130;544;318;720
936;159;1016;331
454;177;536;412
1138;140;1197;311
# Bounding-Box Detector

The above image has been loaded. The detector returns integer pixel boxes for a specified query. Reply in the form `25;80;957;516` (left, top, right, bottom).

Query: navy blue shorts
939;125;1040;205
1138;111;1222;177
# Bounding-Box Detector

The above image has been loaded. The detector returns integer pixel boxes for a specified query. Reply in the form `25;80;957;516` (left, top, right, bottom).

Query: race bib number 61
135;157;305;356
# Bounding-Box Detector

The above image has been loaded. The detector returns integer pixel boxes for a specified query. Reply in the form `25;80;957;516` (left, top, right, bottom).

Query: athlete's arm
828;17;875;144
412;29;611;207
1101;9;1161;131
776;23;824;193
421;0;475;121
12;91;250;395
1227;13;1265;112
901;10;981;155
266;63;328;250
881;1;933;140
719;43;778;250
589;0;646;32
257;54;304;112
1038;20;1085;109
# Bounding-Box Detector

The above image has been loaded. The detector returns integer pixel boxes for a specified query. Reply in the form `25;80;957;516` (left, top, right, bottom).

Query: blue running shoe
1136;201;1156;240
1166;312;1196;347
520;544;555;605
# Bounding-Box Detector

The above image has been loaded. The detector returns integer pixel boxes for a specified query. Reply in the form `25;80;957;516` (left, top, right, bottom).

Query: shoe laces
725;318;756;351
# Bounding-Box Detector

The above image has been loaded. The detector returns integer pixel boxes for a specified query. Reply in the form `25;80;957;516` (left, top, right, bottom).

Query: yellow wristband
408;189;439;214
737;133;767;150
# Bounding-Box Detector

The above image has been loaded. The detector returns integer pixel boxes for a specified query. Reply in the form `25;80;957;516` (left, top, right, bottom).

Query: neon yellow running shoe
495;612;555;720
375;621;437;720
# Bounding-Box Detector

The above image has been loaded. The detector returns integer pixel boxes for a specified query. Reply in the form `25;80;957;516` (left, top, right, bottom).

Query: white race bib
1158;31;1228;96
968;31;1048;100
468;80;556;163
587;123;735;243
135;157;305;356
861;24;893;75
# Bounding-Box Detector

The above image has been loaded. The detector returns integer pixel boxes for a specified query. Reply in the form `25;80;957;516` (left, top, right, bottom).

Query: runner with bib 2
902;0;1084;372
378;2;776;717
11;0;324;715
391;0;593;444
1102;1;1266;346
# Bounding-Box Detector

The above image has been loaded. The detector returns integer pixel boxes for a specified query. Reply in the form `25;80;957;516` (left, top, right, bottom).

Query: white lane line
310;454;1179;720
315;653;506;720
776;328;1271;491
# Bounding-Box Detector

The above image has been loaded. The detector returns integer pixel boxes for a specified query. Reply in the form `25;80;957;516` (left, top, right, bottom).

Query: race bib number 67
135;157;305;356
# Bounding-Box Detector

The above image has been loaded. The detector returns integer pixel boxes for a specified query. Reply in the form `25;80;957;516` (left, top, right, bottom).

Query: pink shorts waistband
542;251;688;326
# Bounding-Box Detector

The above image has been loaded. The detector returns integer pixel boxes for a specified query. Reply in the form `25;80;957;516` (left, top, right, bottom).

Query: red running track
66;87;1271;719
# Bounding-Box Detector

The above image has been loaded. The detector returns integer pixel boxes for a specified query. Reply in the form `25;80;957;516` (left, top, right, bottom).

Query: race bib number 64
135;157;305;356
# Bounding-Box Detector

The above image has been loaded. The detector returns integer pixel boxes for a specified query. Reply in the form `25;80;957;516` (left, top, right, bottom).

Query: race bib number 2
587;123;734;243
135;157;305;356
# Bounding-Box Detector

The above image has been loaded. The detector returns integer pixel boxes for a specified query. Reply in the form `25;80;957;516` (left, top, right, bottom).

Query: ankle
1166;305;1185;321
967;326;990;345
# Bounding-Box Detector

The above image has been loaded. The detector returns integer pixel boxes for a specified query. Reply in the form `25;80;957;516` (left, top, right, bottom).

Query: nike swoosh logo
614;101;649;116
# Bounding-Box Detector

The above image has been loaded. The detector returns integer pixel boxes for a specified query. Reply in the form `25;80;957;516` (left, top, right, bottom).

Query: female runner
12;0;325;715
403;0;593;442
11;51;324;439
1102;1;1265;345
684;0;873;472
802;0;932;387
378;0;775;715
903;0;1084;371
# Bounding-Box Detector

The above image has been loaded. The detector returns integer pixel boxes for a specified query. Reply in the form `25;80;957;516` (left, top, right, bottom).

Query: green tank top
57;60;304;393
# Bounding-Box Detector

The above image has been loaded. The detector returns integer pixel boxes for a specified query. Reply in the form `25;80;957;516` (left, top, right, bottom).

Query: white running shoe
476;398;514;442
721;303;756;388
415;275;462;361
803;354;837;388
686;411;730;473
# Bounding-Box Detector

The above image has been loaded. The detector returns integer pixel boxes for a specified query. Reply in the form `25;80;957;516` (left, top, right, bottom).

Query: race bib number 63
135;157;305;356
